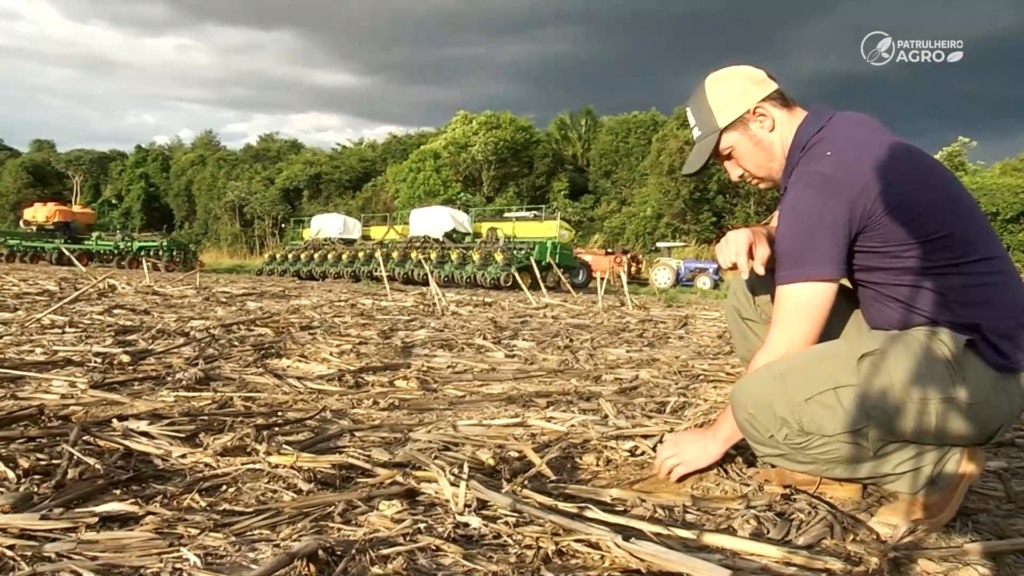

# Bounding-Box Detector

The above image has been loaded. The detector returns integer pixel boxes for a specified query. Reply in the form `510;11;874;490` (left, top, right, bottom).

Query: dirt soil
0;265;1020;575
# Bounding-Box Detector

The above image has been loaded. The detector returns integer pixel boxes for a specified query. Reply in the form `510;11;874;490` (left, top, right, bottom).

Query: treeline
0;106;1021;264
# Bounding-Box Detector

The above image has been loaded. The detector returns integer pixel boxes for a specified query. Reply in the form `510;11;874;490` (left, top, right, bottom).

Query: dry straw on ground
0;265;1021;575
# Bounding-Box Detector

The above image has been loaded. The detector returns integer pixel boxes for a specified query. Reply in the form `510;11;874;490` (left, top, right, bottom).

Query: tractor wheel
648;262;678;290
566;259;593;290
693;272;716;291
517;269;535;290
543;269;560;290
50;251;73;266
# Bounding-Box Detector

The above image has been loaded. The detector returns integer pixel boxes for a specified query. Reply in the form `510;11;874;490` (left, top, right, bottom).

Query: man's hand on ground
714;226;773;279
652;426;730;482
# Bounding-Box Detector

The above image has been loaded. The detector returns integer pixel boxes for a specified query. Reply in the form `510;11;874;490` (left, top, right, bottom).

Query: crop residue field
0;265;1020;575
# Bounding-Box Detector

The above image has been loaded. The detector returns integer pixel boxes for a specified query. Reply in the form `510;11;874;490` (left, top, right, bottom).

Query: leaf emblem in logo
947;51;964;62
866;36;893;62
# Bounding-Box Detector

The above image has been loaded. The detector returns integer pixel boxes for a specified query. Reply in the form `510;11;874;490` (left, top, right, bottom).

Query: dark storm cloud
47;0;837;122
20;0;1024;160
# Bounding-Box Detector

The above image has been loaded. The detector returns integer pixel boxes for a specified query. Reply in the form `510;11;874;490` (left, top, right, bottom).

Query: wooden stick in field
376;249;392;300
619;268;634;310
528;257;548;299
58;245;89;275
418;256;445;314
512;268;538;306
546;256;578;298
23;271;114;328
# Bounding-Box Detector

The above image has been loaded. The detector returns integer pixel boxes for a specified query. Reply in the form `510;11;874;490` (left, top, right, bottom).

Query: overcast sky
1;0;1021;162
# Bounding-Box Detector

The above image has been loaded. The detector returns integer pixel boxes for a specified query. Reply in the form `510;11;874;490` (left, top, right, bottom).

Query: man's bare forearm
709;404;744;450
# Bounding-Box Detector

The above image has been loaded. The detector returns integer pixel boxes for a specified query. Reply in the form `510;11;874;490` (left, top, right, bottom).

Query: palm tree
547;105;599;175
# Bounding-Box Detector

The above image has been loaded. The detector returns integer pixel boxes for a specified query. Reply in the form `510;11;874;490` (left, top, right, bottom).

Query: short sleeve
773;169;861;285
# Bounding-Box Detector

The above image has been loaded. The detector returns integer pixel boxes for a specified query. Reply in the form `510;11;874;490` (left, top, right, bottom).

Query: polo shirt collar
780;106;835;194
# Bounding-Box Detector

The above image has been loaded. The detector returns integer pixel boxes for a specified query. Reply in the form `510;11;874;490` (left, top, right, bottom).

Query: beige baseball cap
680;64;780;175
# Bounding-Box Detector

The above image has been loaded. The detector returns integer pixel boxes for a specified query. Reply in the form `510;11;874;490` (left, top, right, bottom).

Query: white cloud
173;112;424;148
152;128;196;146
0;0;419;151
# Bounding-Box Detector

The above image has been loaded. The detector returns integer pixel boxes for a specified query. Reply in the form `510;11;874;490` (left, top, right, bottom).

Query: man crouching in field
652;64;1024;541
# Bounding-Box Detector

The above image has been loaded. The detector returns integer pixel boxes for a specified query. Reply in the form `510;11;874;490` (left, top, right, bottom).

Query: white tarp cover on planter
407;205;473;239
308;213;363;240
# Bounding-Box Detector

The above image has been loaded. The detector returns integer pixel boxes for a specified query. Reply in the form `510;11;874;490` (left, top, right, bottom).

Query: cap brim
681;130;720;176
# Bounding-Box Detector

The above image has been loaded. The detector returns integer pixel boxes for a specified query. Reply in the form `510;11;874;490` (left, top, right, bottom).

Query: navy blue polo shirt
773;106;1024;373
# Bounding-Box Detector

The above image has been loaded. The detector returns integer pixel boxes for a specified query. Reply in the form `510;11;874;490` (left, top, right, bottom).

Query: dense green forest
0;105;1021;265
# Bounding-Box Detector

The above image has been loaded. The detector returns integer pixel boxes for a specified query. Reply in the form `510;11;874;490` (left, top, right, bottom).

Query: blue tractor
646;242;722;291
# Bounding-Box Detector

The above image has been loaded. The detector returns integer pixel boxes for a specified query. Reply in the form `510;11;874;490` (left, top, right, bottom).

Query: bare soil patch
0;265;1020;575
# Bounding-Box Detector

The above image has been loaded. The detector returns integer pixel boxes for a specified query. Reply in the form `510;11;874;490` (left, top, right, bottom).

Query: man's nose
723;160;743;182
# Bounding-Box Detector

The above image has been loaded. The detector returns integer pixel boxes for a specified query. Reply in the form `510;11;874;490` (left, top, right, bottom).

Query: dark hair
724;88;799;132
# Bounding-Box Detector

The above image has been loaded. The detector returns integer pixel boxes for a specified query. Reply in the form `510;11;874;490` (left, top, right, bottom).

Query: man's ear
749;104;776;133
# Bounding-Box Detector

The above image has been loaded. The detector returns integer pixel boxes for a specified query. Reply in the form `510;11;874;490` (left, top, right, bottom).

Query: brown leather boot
752;467;865;500
867;447;986;542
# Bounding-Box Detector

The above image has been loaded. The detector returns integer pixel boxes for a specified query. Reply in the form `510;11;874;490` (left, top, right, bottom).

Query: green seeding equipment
0;201;201;272
254;204;595;290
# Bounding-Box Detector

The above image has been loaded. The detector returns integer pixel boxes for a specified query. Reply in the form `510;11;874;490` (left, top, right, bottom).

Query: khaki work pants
726;272;1024;495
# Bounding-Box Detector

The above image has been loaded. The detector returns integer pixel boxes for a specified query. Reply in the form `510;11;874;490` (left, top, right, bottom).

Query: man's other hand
714;226;773;279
